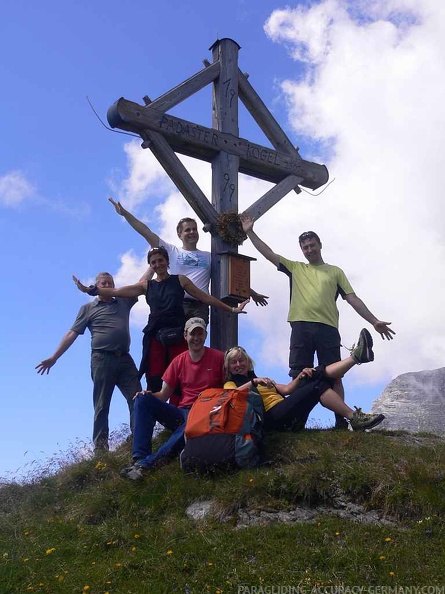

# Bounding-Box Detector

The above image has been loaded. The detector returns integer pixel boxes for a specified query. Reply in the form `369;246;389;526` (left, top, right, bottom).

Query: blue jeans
90;351;141;450
132;393;189;469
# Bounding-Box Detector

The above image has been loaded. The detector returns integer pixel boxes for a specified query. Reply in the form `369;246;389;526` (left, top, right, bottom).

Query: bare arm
35;330;80;375
73;276;147;299
109;197;160;247
139;266;155;283
179;276;249;314
240;214;281;267
275;368;315;395
344;293;396;340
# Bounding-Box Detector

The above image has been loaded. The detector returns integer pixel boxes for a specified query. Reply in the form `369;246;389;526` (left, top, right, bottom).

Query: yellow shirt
224;381;283;412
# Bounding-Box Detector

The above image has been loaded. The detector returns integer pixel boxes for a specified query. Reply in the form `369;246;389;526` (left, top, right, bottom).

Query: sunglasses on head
299;231;320;243
225;346;247;356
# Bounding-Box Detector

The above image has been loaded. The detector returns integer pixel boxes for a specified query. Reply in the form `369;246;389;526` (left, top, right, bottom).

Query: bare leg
324;356;356;379
323;357;355;427
319;388;354;419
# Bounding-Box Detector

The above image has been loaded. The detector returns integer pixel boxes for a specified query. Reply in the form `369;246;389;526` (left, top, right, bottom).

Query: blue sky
2;0;444;481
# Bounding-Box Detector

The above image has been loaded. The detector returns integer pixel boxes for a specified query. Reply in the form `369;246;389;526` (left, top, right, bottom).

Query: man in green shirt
240;215;395;428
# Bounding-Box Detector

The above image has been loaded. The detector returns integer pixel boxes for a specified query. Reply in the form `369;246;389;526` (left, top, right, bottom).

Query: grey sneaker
120;464;147;481
350;407;385;431
351;329;374;364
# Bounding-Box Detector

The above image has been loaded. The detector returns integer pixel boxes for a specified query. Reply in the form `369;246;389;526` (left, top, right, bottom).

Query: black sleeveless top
142;275;186;335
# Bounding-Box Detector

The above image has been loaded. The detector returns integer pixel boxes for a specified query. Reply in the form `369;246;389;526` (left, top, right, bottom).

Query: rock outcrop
371;367;445;435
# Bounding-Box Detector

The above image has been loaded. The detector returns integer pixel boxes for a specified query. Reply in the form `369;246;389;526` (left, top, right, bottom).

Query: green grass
1;429;445;593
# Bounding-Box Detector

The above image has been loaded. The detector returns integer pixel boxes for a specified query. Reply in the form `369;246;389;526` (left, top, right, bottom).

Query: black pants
265;369;334;431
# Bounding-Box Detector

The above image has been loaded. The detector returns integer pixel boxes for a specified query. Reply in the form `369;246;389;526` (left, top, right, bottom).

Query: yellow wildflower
45;547;56;555
167;549;173;555
379;555;386;561
385;537;392;542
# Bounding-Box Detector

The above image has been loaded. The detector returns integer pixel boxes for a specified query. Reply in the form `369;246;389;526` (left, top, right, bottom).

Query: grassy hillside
1;429;445;593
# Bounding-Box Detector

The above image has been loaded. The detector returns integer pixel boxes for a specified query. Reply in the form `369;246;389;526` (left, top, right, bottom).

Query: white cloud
111;0;445;392
260;0;445;379
0;170;35;207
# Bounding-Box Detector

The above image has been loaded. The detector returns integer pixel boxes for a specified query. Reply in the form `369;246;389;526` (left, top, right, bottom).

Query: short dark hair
298;231;321;245
147;246;169;265
176;217;196;234
95;272;114;282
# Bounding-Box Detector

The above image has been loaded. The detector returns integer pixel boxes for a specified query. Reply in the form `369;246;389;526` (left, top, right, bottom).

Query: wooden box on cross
218;252;256;306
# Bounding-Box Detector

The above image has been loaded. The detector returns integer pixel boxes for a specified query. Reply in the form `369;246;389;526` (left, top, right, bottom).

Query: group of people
36;198;394;476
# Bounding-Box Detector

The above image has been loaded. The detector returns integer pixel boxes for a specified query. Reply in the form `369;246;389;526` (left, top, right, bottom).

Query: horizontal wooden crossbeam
107;99;328;190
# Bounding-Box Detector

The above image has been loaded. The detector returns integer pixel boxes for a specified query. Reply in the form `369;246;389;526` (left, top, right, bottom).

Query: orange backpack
180;388;265;472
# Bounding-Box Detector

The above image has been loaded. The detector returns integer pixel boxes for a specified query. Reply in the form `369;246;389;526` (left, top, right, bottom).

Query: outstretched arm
179;276;249;314
73;275;146;299
139;266;155;283
344;293;396;340
109;197;160;247
249;288;269;307
35;330;79;375
240;214;281;267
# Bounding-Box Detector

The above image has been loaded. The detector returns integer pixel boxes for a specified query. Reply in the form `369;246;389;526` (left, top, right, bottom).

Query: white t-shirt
160;239;211;299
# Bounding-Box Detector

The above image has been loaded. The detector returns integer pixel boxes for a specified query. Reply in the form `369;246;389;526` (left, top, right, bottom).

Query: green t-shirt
278;257;354;328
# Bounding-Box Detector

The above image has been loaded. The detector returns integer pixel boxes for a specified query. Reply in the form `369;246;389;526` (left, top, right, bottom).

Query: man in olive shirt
240;215;395;428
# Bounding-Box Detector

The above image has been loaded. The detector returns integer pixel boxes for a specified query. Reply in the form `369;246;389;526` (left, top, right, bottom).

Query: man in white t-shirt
109;199;268;323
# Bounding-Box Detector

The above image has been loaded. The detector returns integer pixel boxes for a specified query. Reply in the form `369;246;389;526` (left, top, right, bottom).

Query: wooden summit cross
107;38;329;350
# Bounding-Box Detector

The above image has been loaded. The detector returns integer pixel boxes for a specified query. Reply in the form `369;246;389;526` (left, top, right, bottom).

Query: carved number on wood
223;78;235;107
223;173;236;198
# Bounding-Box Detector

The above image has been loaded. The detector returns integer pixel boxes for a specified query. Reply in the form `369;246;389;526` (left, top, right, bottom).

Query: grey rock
371;367;445;435
186;499;214;520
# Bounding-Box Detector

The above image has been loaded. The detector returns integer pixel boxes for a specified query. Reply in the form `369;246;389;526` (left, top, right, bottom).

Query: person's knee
134;392;157;411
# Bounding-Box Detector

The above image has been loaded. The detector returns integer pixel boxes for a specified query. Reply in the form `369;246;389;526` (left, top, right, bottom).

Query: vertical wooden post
209;38;241;351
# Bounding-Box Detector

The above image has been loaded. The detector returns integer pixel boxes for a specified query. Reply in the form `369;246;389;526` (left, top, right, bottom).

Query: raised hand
108;197;126;216
239;213;254;233
374;321;396;340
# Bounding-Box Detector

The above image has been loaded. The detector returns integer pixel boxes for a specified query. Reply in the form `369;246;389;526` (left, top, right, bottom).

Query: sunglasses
225;346;248;356
299;231;320;243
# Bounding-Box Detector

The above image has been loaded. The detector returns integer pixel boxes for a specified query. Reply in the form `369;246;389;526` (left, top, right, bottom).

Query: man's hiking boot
120;463;148;481
349;407;385;431
351;328;374;365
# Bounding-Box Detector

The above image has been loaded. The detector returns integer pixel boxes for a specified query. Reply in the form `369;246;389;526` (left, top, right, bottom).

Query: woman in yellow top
223;329;385;432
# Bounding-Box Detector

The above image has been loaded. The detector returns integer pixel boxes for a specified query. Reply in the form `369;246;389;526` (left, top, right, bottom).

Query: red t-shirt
162;347;224;408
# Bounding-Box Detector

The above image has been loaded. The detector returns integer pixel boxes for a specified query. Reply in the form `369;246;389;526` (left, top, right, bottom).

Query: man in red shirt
121;317;224;479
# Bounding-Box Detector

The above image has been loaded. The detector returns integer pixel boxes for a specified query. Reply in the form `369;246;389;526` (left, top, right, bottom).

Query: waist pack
156;326;184;346
180;388;264;473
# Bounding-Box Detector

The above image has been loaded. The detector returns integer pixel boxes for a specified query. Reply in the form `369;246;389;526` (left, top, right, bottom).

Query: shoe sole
358;329;374;363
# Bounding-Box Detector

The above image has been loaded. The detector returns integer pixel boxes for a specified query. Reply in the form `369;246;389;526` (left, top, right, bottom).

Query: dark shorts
289;321;341;377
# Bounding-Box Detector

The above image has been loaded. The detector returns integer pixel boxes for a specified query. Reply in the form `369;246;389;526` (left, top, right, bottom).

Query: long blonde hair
224;346;255;381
